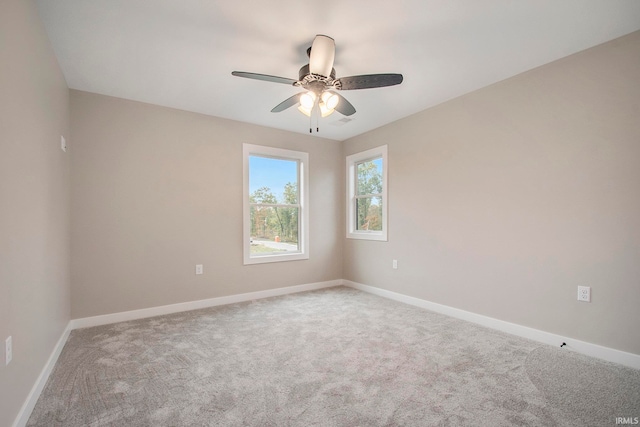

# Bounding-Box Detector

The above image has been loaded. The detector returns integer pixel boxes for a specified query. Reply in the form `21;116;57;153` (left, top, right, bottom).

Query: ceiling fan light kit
232;35;403;133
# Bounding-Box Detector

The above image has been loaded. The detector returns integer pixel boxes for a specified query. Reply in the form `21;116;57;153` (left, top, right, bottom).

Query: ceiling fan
232;35;403;132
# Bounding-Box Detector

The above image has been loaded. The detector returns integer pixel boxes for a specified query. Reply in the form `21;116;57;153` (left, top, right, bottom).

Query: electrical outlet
195;264;203;275
61;135;67;152
5;336;12;366
577;286;591;302
392;259;398;269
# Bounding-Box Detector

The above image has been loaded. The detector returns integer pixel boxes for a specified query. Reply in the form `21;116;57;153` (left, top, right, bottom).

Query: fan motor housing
298;64;336;82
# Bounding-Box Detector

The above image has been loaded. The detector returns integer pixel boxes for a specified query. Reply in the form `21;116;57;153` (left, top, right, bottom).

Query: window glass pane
356;196;383;231
244;144;308;264
346;145;387;241
356;157;383;196
249;156;298;204
250;206;299;255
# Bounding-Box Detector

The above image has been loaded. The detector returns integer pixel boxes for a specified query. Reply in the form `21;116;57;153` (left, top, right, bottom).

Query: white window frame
243;144;309;265
346;145;388;241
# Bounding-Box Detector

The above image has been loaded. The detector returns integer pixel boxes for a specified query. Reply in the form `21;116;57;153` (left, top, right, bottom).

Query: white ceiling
35;0;640;142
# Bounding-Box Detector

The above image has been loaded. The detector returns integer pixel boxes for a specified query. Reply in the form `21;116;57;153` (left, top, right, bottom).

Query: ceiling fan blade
231;71;297;86
337;73;403;90
309;35;335;78
271;93;303;113
333;93;356;116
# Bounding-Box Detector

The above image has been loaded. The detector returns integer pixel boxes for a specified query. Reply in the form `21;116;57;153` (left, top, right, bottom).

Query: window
243;144;309;264
346;145;388;241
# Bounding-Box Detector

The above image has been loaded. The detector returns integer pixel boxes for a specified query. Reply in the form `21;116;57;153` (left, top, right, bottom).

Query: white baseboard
70;279;343;330
344;280;640;370
13;322;72;427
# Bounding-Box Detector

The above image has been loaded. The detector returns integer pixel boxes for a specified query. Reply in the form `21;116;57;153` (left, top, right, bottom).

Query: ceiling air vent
331;117;353;127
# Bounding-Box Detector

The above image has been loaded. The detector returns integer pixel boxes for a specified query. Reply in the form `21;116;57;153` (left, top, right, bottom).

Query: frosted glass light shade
300;92;316;109
319;102;335;117
298;105;312;117
321;91;339;110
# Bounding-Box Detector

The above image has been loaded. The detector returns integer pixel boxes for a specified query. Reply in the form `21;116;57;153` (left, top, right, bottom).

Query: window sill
243;252;309;265
346;231;387;241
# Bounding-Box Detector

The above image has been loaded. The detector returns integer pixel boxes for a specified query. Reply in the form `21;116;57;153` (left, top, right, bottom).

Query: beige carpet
28;286;640;426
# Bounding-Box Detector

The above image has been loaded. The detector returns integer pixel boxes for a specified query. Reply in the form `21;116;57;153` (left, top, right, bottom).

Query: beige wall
343;31;640;355
70;91;343;318
0;0;71;425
